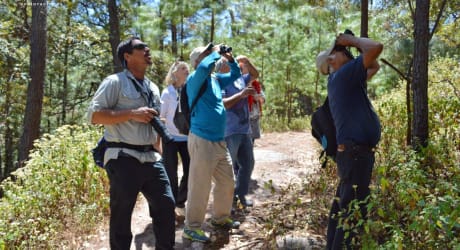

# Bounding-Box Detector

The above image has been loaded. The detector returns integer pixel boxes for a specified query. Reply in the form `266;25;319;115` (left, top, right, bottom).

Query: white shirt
160;84;188;141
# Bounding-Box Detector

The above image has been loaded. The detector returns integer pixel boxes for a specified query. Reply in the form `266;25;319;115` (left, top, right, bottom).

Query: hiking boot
182;228;210;243
238;195;253;208
211;217;240;230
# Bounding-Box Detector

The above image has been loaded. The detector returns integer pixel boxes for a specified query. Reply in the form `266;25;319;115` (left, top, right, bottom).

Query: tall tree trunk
108;0;122;72
361;0;369;37
61;5;71;125
412;0;430;149
210;9;215;43
19;0;47;166
2;73;14;179
286;33;292;123
229;9;238;37
180;13;184;60
171;22;178;57
406;76;412;146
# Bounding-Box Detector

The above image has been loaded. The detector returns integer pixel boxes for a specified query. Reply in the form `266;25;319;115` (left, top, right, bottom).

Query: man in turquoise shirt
182;43;242;243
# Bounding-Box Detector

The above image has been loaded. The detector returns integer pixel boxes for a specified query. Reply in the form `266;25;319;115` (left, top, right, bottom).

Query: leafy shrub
359;57;460;249
0;125;109;248
279;56;460;249
261;115;310;132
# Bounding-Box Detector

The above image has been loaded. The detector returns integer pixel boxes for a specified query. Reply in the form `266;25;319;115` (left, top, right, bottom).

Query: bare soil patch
79;131;326;249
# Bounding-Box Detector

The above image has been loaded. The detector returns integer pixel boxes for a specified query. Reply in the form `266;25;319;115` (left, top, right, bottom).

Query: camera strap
130;78;154;108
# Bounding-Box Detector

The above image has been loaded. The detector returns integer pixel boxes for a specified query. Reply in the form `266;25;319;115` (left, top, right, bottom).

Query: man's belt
106;142;155;152
337;143;376;153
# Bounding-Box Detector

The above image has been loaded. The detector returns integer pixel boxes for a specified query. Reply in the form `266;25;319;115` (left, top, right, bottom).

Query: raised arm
335;34;383;70
366;60;380;80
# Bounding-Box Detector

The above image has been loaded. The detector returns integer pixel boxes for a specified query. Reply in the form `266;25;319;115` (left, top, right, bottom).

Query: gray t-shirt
87;70;162;165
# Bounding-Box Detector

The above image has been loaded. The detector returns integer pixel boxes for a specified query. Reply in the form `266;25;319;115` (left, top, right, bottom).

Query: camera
150;103;174;144
150;116;173;144
219;44;232;54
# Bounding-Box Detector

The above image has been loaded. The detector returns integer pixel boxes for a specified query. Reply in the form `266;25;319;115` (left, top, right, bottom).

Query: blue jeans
106;154;175;250
326;143;375;250
225;133;255;197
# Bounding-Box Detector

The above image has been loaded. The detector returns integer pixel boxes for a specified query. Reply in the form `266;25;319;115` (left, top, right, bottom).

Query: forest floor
78;131;327;249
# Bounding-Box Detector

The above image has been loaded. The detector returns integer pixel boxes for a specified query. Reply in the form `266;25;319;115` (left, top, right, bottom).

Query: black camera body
219;44;232;54
150;103;174;144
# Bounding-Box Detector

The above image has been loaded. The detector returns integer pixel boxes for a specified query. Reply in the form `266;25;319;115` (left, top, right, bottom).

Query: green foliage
358;57;460;248
0;0;459;246
261;56;460;248
0;125;109;248
261;115;310;132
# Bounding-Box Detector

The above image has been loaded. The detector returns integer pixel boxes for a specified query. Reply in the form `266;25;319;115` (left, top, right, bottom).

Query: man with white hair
182;43;241;243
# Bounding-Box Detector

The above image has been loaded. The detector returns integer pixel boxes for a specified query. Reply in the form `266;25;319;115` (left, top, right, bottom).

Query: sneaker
238;195;253;208
182;228;210;243
211;217;240;230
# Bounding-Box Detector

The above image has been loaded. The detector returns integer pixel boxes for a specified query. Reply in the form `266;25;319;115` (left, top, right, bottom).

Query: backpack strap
189;79;207;111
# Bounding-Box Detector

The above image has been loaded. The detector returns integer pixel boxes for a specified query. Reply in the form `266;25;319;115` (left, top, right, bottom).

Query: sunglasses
132;43;148;50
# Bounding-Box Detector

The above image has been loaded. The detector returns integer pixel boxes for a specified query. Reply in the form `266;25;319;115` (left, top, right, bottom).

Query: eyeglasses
132;43;148;50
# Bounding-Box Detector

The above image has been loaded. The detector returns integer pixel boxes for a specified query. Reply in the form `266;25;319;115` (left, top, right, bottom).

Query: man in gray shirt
87;37;175;250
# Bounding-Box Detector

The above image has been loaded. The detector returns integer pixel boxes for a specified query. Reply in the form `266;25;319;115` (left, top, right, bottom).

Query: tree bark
180;13;184;60
361;0;369;38
412;0;430;149
210;9;215;43
108;0;122;73
171;22;178;57
2;74;14;180
61;5;71;125
19;0;47;166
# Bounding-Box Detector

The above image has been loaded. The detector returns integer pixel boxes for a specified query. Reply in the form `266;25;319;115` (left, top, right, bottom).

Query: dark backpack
91;137;108;168
173;80;207;135
311;97;337;168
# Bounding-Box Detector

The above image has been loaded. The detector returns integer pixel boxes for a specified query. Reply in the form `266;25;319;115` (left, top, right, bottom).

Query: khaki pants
185;133;235;229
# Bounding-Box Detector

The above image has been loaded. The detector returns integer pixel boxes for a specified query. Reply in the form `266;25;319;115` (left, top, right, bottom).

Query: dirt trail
80;131;323;249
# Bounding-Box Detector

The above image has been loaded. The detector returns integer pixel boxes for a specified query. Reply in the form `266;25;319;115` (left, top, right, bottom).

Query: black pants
162;140;190;208
326;144;375;250
105;155;175;250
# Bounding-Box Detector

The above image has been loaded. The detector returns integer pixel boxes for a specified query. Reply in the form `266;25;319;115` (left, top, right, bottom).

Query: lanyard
130;78;154;108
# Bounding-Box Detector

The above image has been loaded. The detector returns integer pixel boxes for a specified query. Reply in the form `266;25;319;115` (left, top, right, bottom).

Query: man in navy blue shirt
316;33;383;249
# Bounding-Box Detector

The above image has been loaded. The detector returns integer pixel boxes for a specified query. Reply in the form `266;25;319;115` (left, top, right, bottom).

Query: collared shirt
160;84;188;141
87;69;162;165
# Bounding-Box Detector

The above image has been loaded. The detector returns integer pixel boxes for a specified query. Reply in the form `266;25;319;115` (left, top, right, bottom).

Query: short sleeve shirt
87;70;162;165
327;56;381;147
